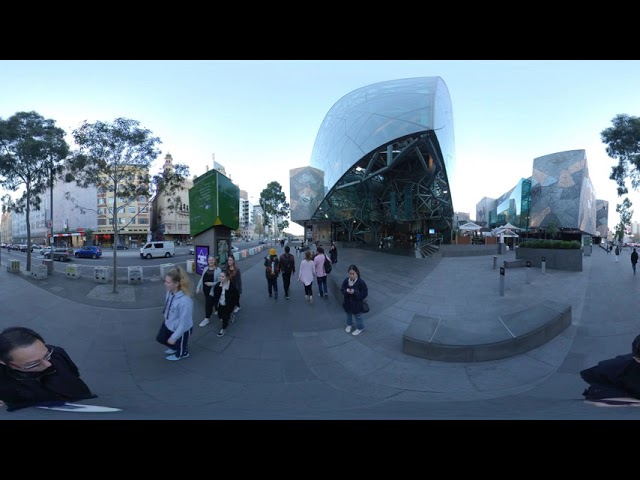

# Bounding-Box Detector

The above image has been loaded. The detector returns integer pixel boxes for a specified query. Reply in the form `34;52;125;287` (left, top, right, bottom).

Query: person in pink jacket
297;250;316;303
313;246;329;298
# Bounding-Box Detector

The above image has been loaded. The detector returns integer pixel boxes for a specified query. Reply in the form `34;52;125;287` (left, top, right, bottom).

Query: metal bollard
493;255;497;269
499;267;505;296
541;256;546;275
526;261;531;284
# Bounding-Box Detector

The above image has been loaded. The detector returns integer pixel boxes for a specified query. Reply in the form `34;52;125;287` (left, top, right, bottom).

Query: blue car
74;246;103;259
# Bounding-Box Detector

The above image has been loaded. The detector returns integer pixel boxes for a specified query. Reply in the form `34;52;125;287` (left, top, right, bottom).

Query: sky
1;60;639;236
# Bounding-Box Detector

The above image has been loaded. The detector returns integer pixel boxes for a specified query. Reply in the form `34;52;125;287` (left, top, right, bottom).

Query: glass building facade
291;77;456;245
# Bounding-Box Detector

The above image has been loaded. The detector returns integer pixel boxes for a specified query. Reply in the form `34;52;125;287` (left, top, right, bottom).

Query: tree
546;220;560;240
64;117;189;293
616;197;633;243
601;114;640;196
259;181;289;240
0;111;70;271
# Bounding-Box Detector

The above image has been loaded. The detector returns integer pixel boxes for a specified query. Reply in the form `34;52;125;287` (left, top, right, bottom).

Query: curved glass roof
292;76;456;245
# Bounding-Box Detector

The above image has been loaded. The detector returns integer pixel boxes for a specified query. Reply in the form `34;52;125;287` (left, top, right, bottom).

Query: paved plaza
1;244;639;419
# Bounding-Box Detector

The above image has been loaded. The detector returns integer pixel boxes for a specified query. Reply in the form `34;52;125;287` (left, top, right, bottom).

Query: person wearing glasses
0;326;96;411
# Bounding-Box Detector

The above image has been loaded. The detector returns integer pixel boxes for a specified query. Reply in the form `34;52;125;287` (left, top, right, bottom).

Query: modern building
150;154;193;244
290;76;456;247
476;149;606;241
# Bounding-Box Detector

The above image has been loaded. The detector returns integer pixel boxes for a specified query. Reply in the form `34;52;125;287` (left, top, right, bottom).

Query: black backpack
280;253;293;274
323;255;332;274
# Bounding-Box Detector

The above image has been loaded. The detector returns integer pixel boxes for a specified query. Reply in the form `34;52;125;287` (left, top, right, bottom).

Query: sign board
195;245;210;275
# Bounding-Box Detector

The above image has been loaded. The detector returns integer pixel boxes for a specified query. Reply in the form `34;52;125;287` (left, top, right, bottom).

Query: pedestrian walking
329;241;338;264
264;248;280;299
298;249;316;303
632;248;638;275
313;246;329;298
211;271;240;337
195;255;222;327
156;266;194;361
341;264;369;336
279;245;295;299
223;255;243;315
0;326;97;411
615;244;620;262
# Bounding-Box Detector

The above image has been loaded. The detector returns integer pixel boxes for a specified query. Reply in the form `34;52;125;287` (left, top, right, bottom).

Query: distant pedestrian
615;244;620;262
632;248;638;275
341;264;369;336
156;266;194;361
195;255;222;327
211;270;239;338
279;245;295;299
313;246;329;298
223;255;243;315
329;241;338;264
0;326;97;411
264;248;280;299
298;249;316;303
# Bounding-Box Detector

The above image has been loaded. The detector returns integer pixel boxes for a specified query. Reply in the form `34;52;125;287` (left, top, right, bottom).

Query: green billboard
189;170;240;236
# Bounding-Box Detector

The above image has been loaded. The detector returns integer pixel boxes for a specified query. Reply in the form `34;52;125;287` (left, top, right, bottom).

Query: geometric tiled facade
530;149;597;235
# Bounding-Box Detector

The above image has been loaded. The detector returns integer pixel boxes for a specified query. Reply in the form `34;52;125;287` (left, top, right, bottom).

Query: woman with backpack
313;246;329;298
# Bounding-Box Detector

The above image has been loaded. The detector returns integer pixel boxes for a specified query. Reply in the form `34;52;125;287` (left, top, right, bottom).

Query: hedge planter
515;247;582;272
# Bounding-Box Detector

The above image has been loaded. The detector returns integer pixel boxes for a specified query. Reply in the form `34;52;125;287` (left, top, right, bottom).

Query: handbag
362;299;370;313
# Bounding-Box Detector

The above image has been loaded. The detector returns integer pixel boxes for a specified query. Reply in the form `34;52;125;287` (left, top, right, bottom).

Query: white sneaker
345;326;352;333
164;348;177;355
217;329;226;337
233;306;240;313
305;295;309;301
352;329;363;336
231;314;236;324
199;318;210;327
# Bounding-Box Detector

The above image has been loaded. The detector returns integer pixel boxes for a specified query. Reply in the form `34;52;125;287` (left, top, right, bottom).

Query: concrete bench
402;300;571;362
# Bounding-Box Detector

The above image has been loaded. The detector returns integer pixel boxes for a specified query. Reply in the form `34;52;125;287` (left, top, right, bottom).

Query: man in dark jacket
0;326;96;411
631;248;638;274
580;334;640;402
264;248;280;300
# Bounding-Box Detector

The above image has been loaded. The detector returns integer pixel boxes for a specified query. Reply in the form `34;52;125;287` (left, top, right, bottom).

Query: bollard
493;255;497;269
526;261;531;284
499;266;505;296
541;256;546;275
42;259;54;275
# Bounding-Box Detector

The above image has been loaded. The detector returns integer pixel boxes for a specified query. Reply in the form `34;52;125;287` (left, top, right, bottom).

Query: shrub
518;239;581;249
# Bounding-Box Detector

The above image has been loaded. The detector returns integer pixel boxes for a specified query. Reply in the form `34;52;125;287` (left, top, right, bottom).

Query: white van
140;241;175;259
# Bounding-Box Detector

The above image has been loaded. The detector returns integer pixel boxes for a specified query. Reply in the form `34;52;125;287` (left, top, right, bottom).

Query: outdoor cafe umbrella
458;222;482;231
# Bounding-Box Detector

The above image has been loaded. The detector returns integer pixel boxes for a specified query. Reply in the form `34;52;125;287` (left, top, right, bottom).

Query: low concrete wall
516;248;582;272
439;244;503;257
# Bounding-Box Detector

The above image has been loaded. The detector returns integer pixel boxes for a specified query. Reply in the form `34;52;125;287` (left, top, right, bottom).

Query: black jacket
211;281;240;311
580;353;640;400
341;277;369;314
0;345;96;411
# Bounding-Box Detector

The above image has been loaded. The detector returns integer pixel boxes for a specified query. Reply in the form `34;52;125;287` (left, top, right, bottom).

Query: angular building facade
291;77;456;245
476;149;605;239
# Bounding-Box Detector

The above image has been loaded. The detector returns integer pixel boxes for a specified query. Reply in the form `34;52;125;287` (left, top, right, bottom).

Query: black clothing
580;353;640;400
329;245;338;264
341;277;369;315
279;252;295;297
631;251;638;264
212;282;240;329
0;345;96;411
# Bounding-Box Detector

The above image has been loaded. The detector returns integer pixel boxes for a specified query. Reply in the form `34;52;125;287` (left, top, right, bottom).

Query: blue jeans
317;275;327;296
346;312;364;330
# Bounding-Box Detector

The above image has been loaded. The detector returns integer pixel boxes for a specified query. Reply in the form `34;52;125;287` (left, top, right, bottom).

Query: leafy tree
259;181;289;240
0;111;70;271
64;117;188;293
615;197;633;243
601;114;640;196
546;220;560;240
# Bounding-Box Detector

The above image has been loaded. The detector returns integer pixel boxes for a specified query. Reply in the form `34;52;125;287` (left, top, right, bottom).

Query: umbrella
500;222;520;231
458;221;482;231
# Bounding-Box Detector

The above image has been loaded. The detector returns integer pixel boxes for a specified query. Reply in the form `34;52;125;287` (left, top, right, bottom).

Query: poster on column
195;245;209;275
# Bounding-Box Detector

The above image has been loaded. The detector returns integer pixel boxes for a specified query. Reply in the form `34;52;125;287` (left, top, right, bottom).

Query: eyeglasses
15;347;54;370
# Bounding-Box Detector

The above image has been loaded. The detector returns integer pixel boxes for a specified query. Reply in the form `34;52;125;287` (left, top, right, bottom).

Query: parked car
45;247;73;262
31;245;45;254
113;244;129;250
41;246;53;257
74;246;103;259
140;241;175;259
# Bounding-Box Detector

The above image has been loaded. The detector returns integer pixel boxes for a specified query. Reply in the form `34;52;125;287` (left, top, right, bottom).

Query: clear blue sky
2;60;639;235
